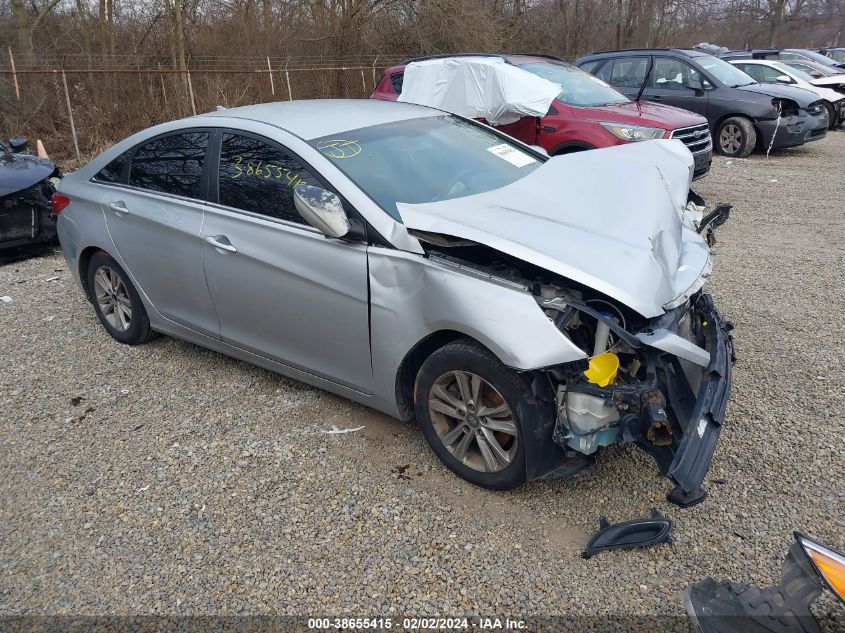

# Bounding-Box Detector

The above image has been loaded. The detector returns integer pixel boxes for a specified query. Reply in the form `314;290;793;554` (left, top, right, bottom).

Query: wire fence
0;52;410;166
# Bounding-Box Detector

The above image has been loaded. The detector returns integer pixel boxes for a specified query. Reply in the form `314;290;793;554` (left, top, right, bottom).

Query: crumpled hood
397;139;711;318
736;83;820;107
0;151;55;198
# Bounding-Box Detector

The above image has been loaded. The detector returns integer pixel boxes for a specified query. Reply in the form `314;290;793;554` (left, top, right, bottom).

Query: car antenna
634;57;654;102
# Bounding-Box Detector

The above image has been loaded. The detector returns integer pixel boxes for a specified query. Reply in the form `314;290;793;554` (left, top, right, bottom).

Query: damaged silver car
56;100;733;505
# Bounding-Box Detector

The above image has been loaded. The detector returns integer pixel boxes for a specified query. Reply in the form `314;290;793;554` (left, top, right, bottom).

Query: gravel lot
1;135;843;629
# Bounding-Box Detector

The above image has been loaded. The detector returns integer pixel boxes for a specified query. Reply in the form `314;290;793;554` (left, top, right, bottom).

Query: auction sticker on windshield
486;143;537;167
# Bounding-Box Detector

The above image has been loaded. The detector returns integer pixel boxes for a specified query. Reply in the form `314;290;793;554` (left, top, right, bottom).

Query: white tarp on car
397;57;561;125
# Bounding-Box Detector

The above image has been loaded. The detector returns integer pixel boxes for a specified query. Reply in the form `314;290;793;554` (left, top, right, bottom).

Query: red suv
372;54;713;179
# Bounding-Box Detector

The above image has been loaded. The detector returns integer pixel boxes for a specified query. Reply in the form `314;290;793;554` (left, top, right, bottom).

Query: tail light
51;193;70;214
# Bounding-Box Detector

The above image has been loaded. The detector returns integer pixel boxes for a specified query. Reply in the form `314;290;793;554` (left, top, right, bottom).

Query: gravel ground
1;134;844;629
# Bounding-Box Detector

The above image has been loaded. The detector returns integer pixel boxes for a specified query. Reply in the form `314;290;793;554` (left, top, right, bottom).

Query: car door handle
205;235;237;253
107;201;130;215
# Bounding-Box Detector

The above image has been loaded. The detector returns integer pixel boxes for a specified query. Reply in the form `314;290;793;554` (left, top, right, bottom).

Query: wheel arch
549;141;595;155
78;246;110;301
394;330;493;421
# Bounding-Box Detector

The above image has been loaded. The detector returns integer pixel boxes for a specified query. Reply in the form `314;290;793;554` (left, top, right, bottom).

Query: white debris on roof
397;56;561;125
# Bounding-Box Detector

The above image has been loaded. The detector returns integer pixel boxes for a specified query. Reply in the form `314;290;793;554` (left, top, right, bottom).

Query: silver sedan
56;99;733;503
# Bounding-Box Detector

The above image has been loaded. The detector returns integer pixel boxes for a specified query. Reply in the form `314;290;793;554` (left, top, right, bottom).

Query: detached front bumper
664;293;733;506
544;292;734;506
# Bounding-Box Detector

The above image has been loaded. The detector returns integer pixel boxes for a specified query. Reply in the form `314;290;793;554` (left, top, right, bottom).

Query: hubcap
427;371;518;473
94;266;132;332
719;124;742;154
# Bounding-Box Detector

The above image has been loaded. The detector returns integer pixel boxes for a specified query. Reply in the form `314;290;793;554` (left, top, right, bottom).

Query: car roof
579;48;707;58
201;99;440;140
401;52;565;65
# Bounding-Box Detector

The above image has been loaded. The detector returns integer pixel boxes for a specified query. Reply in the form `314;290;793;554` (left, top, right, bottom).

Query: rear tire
414;339;530;490
86;251;155;345
716;116;756;157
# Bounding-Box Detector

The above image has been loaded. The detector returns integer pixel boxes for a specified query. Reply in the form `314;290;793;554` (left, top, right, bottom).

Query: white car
729;59;845;129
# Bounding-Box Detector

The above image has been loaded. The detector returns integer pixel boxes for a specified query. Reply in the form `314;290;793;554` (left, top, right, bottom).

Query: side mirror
9;137;29;154
687;78;703;92
776;74;793;83
293;184;351;239
809;70;823;78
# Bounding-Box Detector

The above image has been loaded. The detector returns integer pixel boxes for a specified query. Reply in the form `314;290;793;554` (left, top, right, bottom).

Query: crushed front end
536;287;734;507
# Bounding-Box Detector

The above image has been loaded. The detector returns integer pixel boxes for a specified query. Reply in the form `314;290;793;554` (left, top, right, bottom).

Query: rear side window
128;132;208;199
578;60;601;74
600;57;649;88
217;133;319;225
390;71;404;94
94;150;131;183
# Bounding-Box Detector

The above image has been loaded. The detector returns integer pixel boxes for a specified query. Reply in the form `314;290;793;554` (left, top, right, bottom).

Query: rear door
99;130;219;337
201;130;372;392
641;57;709;117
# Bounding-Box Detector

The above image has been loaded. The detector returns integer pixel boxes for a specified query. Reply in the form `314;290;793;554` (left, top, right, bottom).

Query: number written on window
219;134;317;225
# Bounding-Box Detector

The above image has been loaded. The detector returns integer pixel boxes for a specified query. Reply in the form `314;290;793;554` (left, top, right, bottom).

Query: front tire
86;251;155;345
823;102;837;130
716;116;756;157
414;339;530;490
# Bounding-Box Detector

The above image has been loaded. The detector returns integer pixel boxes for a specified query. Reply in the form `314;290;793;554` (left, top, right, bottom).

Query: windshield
310;116;541;220
780;50;836;66
518;61;629;106
698;56;756;87
783;61;836;77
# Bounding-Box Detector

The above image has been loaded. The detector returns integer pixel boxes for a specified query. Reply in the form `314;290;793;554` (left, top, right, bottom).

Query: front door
100;130;219;337
201;131;372;392
641;57;709;117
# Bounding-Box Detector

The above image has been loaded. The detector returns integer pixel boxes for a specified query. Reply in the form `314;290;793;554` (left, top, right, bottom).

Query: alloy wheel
427;370;518;473
719;124;742;154
94;266;132;332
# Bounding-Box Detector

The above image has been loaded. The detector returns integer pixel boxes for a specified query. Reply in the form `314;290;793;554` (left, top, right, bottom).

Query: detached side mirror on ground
293;184;351;239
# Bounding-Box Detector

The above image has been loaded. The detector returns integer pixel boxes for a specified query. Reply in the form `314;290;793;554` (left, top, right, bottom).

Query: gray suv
575;48;829;157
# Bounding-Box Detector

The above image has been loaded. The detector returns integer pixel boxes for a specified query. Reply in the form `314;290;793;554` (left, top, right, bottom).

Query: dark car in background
575;48;829;157
1;138;60;254
373;54;713;179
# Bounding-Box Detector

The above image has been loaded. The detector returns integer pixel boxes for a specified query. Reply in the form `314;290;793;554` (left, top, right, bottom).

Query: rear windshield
310;115;542;220
518;61;629;107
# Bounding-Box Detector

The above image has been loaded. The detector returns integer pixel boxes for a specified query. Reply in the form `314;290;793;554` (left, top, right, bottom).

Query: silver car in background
56;99;733;504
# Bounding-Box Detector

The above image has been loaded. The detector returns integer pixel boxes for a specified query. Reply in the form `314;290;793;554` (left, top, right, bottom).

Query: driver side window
652;58;700;89
217;133;319;225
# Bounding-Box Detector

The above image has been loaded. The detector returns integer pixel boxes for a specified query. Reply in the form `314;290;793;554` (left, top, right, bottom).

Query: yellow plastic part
584;352;620;387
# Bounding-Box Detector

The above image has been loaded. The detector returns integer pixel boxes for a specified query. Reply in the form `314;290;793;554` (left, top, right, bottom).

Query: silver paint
57;100;716;424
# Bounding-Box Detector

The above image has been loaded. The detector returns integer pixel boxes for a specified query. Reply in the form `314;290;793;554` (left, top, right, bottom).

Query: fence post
186;69;197;116
285;59;292;101
8;47;20;100
360;68;366;96
158;62;168;112
60;70;81;165
372;55;379;92
267;56;275;97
